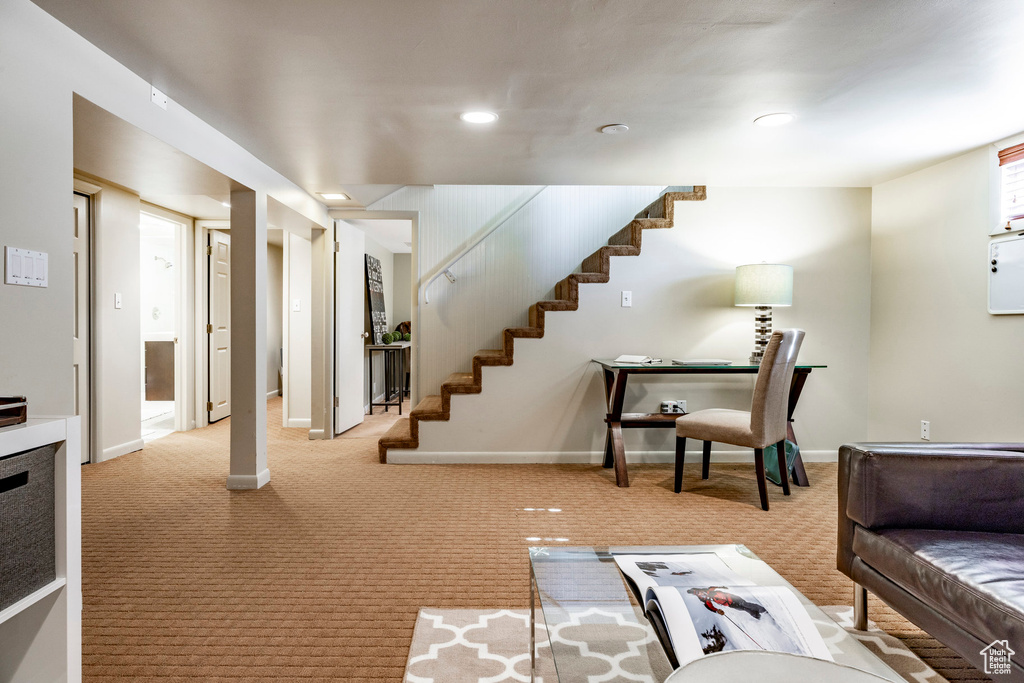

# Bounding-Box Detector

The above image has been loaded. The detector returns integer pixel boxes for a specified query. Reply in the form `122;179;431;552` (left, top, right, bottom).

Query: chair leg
776;439;791;496
701;440;711;479
754;448;769;510
853;583;868;630
674;437;686;493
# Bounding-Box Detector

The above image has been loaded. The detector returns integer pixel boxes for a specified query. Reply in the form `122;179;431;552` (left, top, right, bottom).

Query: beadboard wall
370;185;670;394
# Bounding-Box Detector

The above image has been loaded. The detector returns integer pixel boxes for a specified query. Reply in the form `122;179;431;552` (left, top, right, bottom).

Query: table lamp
734;263;793;364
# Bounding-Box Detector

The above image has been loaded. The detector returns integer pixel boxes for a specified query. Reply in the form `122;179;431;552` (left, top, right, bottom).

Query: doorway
140;211;185;441
332;216;416;436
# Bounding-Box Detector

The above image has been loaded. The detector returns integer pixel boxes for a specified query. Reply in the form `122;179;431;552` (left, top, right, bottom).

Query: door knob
360;332;370;339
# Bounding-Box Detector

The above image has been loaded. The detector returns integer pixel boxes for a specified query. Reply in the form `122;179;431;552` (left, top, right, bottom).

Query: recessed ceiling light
460;111;498;124
319;192;349;201
600;124;629;134
753;113;795;127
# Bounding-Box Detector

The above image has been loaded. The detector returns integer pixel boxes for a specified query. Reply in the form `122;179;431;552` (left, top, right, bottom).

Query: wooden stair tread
410;395;446;419
505;326;543;338
379;418;415;463
442;373;480;393
536;300;577;311
378;187;707;461
380;418;414;444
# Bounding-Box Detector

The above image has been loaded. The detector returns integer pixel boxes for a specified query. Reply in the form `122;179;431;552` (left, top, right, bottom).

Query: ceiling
76;96;317;239
44;0;1024;191
344;219;413;254
74;96;235;220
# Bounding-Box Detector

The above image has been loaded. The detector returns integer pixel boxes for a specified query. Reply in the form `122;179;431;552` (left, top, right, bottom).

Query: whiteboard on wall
989;234;1024;314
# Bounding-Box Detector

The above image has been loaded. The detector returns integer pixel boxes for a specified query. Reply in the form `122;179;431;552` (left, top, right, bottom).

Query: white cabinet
0;418;81;683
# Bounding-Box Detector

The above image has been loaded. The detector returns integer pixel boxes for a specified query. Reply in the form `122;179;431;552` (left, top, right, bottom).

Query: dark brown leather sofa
838;443;1024;681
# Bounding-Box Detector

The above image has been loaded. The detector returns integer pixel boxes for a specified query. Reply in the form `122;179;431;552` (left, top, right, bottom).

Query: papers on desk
613;355;662;364
672;359;732;366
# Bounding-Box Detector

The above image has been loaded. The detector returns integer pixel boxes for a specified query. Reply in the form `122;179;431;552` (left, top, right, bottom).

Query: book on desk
612;354;662;365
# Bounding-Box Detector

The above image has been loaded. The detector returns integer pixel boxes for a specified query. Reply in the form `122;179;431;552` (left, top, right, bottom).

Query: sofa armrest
843;443;1024;532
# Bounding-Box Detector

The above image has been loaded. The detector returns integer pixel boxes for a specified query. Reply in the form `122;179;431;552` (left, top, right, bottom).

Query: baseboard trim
226;468;271;490
386;449;837;465
267;390;279;399
97;438;145;462
308;428;326;440
285;418;311;429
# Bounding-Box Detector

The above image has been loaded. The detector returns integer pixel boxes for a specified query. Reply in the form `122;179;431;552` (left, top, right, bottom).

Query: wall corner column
227;189;270;489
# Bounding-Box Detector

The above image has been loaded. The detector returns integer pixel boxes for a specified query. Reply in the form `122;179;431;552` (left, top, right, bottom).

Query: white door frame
140;202;195;433
72;178;100;463
194;220;229;430
327;210;420;410
310;226;334;439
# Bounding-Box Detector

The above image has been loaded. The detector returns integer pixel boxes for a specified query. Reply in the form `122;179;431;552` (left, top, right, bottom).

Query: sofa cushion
853;527;1024;652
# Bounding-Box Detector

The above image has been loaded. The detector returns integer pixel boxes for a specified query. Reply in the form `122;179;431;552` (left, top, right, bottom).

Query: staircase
377;187;707;462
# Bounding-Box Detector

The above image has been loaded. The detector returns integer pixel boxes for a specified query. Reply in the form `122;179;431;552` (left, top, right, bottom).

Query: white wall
363;235;395;404
392;252;412;327
371;185;668;394
0;0;327;420
398;188;873;461
92;184;144;460
267;243;283;396
283;233;311;426
869;143;1024;442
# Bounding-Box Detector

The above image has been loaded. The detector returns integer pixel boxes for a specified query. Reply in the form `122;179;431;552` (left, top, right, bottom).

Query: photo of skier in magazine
681;585;815;656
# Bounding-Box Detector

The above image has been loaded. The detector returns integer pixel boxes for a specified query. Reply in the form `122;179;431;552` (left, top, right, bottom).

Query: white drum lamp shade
734;264;793;307
735;264;793;364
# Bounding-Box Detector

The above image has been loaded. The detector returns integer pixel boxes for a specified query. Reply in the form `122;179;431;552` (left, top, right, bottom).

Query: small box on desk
0;443;57;610
0;396;28;428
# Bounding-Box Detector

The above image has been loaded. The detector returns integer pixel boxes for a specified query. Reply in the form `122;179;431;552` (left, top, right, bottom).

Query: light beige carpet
403;607;946;683
80;398;987;681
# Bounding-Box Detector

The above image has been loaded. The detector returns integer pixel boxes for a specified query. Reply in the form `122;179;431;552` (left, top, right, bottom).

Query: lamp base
750;305;772;365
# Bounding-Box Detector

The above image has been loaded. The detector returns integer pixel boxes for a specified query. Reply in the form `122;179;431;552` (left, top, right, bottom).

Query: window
998;143;1024;232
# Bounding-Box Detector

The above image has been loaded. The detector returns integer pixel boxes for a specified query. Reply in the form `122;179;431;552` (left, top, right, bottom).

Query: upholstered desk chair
674;329;805;510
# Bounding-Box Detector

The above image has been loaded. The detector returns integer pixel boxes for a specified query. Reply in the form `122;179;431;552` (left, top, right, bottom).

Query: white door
335;220;366;434
73;193;91;464
208;230;231;422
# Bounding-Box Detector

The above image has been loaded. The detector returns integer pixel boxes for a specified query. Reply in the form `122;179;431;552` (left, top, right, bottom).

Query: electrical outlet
621;290;632;307
677;400;687;413
920;420;930;441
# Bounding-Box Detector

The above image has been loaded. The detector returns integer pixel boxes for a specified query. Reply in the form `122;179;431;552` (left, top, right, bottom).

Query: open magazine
614;553;832;669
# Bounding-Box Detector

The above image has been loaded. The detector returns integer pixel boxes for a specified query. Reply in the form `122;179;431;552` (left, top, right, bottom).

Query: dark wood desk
592;360;825;488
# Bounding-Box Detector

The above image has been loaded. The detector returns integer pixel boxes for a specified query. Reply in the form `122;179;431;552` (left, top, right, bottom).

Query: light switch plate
292;298;301;312
114;292;122;309
5;246;48;287
621;290;632;307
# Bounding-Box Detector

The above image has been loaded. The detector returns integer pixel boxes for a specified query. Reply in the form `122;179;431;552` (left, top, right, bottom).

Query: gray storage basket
0;444;56;610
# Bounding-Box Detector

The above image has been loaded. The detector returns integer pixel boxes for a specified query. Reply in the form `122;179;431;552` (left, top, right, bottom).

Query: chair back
749;329;805;446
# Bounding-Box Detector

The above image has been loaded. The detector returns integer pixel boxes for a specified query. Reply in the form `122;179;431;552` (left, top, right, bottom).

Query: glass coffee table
528;545;904;683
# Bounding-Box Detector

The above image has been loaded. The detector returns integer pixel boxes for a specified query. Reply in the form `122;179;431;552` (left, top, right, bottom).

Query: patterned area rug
403;607;946;683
